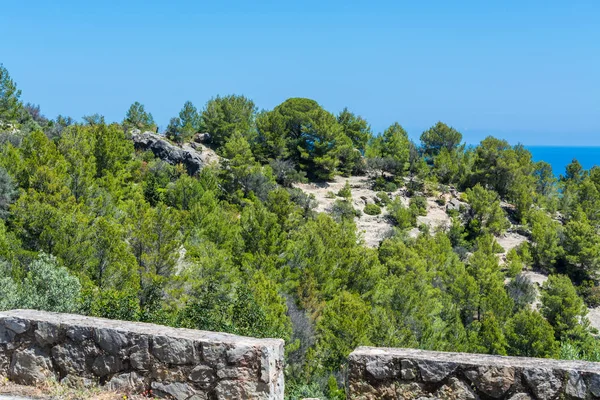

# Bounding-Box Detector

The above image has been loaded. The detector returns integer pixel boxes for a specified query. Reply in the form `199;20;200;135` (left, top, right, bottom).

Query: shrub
507;274;536;310
435;197;446;206
364;203;381;215
331;200;360;221
269;159;307;187
373;176;398;192
388;198;416;229
375;192;391;206
578;281;600;308
81;287;141;321
19;253;82;313
337;180;352;199
325;191;336;199
384;181;398;192
409;196;427;216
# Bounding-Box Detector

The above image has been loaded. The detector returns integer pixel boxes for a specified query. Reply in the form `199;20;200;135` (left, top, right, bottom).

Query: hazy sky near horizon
1;1;598;145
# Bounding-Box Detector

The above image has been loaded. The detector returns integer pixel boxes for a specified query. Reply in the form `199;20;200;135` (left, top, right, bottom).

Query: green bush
81;287;141;321
15;253;81;313
373;176;398;192
364;203;381;215
337;180;352;199
578;281;600;308
331;199;360;221
388;198;416;229
409;196;428;216
375;191;391;206
384;181;398;192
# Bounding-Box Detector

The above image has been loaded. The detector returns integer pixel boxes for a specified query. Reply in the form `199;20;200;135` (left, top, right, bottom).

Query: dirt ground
294;175;452;247
496;231;529;264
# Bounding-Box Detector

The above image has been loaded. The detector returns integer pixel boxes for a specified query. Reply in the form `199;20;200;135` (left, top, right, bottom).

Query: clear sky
1;1;598;145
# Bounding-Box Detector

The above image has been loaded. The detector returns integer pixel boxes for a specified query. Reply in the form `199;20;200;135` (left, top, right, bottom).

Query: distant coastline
526;146;600;176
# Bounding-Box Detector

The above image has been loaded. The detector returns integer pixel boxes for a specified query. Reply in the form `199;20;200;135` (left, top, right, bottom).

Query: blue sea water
525;146;600;176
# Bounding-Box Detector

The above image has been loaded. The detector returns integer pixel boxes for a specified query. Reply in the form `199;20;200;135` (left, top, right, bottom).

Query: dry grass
0;376;155;400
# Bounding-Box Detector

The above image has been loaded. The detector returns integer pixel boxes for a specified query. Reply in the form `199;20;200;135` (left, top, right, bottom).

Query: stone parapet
348;346;600;400
0;310;284;400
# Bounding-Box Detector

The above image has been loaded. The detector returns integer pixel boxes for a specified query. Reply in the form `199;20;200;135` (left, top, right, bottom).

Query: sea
525;146;600;176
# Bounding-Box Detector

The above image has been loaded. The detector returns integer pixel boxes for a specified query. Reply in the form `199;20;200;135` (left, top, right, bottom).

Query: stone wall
0;310;284;400
348;347;600;400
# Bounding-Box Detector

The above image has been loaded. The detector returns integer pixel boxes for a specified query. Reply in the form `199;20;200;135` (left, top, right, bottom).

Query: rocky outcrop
131;131;218;175
0;310;284;400
348;347;600;400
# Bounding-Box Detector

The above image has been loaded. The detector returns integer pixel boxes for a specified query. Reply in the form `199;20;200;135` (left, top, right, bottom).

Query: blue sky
1;1;598;145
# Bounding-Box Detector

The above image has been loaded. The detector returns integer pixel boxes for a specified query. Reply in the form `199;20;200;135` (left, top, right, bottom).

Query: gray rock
106;371;146;392
94;328;128;355
0;326;16;344
401;359;418;380
464;366;515;398
522;368;561;400
216;366;254;380
215;380;268;400
365;357;398;380
188;365;216;388
9;348;53;385
227;344;256;366
129;335;152;370
187;395;208;400
34;321;61;346
60;374;95;389
260;345;279;384
152;336;196;365
507;394;532;400
193;133;211;143
587;373;600;397
51;342;90;374
0;350;9;375
66;326;93;342
566;371;587;399
92;354;122;377
397;382;426;399
3;318;28;334
130;347;152;370
151;381;198;400
417;360;457;382
202;343;227;367
435;377;477;400
447;199;462;211
132;132;206;176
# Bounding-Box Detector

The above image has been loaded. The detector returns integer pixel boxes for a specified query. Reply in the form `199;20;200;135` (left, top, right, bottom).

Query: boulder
106;371;146;392
464;366;515;398
51;342;98;375
3;317;29;334
92;354;123;377
417;360;457;382
522;368;562;400
446;198;462;212
35;321;61;346
566;371;587;399
94;328;128;355
435;377;477;400
9;348;53;385
188;364;216;388
365;357;399;380
193;132;211;143
214;380;268;400
152;335;197;365
151;381;198;400
132;132;206;176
